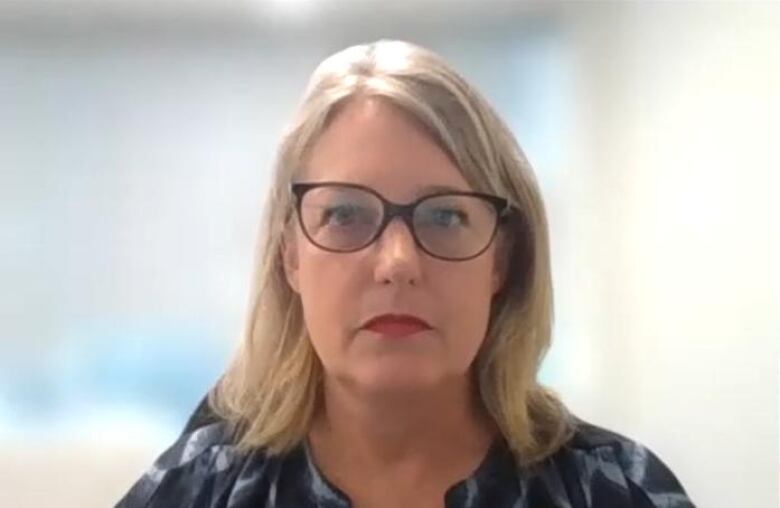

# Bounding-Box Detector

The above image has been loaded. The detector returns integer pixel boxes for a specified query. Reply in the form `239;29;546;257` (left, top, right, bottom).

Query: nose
372;217;422;286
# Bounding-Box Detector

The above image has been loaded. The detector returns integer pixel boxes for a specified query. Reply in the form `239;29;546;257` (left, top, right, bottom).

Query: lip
361;314;432;338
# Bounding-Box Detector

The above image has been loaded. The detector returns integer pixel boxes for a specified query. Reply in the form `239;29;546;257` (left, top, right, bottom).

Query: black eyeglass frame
290;181;514;262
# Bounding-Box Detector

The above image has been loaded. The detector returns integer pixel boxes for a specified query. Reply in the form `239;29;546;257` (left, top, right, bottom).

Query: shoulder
532;417;695;507
115;421;281;508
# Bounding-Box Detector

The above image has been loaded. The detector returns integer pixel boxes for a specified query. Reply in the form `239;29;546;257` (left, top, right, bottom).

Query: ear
281;227;300;294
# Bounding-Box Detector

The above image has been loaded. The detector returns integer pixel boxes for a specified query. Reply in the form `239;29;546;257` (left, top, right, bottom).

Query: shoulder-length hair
209;39;574;467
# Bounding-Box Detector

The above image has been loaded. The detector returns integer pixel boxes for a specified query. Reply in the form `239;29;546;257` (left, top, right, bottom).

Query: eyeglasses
290;181;513;262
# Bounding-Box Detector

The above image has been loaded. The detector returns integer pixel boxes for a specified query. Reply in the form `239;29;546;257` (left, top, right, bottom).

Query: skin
282;97;509;507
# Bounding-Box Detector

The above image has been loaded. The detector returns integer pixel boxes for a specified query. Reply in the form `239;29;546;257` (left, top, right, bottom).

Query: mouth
360;314;433;338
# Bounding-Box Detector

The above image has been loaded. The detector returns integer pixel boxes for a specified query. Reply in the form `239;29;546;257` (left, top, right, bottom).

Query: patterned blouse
115;415;695;507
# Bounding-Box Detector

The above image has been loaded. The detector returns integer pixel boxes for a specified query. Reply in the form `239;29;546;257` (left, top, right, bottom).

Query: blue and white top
116;415;695;507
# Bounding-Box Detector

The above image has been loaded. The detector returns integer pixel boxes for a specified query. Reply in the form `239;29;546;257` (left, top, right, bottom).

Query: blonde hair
209;40;574;467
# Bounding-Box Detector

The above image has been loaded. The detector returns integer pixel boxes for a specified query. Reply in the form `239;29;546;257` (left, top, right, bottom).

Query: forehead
303;97;472;202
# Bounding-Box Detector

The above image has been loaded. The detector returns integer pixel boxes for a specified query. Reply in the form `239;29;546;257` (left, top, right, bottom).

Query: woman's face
283;97;507;396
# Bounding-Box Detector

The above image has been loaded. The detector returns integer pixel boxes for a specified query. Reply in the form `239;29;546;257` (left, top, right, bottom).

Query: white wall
559;4;779;507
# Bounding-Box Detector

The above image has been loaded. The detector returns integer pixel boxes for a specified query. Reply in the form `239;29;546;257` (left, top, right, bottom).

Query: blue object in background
0;318;230;444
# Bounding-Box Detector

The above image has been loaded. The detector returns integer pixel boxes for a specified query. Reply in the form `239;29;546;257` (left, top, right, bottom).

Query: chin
349;364;444;395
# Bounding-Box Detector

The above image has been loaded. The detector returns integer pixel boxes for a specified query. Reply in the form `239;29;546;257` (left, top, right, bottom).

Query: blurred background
1;1;778;507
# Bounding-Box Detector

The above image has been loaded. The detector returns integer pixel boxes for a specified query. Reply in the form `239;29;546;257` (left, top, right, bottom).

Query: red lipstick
361;314;432;338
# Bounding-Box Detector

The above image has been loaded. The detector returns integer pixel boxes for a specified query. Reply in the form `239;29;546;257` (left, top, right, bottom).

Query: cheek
435;259;496;361
295;247;356;364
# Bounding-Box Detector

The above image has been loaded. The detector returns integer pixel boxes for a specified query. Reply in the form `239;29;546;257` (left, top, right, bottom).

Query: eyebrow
414;184;469;197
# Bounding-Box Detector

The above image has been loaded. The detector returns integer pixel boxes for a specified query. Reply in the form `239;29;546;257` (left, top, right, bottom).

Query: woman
116;40;694;508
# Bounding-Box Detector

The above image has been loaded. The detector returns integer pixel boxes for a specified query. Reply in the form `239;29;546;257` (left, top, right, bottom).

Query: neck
308;371;498;469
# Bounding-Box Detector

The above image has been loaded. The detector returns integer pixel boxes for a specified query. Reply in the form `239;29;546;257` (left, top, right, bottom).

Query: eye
321;204;374;226
321;205;355;225
424;207;469;227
